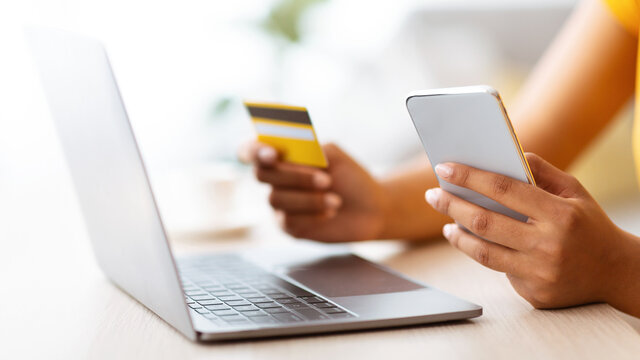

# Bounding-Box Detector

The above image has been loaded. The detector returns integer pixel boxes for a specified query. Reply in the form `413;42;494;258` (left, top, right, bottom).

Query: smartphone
406;85;534;222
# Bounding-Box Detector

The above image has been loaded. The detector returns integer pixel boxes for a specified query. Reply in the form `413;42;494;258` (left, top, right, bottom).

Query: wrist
603;229;640;317
373;179;396;240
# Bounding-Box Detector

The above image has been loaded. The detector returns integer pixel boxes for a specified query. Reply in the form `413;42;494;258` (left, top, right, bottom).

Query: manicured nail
313;172;331;189
443;224;454;238
324;193;342;209
257;147;276;163
435;164;453;179
425;188;440;206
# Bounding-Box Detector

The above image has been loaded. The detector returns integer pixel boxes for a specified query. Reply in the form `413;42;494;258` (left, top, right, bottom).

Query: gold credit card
244;101;328;168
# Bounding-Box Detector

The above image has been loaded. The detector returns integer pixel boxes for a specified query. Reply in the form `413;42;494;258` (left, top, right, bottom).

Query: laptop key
226;284;246;290
296;308;329;320
185;290;207;296
256;302;281;309
233;305;259;312
313;302;335;308
225;300;251;307
188;304;202;309
272;313;303;323
327;312;354;319
221;315;250;323
275;298;298;304
283;302;310;310
323;307;346;314
203;286;224;291
191;295;216;301
264;307;289;314
248;297;272;304
238;292;261;298
198;299;223;306
233;288;253;294
268;293;289;299
261;288;281;294
300;296;325;303
212;309;239;316
205;304;231;311
242;310;267;317
218;295;242;301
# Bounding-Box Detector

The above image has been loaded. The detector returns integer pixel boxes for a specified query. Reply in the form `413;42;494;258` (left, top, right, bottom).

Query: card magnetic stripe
246;105;312;126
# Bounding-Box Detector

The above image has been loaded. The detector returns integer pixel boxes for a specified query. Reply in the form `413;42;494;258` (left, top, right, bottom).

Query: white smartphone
406;85;535;222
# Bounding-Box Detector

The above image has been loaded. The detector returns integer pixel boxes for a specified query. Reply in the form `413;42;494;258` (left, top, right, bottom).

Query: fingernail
443;224;454;238
425;188;440;206
313;172;331;189
258;147;276;163
435;164;453;179
324;193;342;209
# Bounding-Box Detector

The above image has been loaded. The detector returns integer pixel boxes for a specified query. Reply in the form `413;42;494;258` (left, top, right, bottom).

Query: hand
239;141;388;242
425;152;640;310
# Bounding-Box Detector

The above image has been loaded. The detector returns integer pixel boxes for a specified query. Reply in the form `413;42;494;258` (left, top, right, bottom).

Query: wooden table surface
2;167;640;359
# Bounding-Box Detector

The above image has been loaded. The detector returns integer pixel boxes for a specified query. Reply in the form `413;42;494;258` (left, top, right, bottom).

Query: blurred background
0;0;637;240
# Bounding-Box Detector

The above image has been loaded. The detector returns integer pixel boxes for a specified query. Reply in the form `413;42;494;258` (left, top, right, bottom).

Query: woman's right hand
239;141;389;242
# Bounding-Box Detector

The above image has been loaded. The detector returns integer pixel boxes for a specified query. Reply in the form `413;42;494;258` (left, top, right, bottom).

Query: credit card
244;101;328;168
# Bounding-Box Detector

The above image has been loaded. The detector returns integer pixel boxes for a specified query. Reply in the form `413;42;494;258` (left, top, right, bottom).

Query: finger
270;189;342;213
434;161;554;219
524;153;585;198
256;163;331;190
443;223;524;275
238;141;278;167
426;188;532;250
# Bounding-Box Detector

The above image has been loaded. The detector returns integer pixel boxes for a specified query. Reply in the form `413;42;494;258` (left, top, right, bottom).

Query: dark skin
426;154;640;317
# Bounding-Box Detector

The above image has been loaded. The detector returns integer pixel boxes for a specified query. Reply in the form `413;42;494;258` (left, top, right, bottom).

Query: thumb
525;153;585;198
322;142;353;167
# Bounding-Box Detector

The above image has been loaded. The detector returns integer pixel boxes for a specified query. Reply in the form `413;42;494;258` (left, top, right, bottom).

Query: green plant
260;0;329;44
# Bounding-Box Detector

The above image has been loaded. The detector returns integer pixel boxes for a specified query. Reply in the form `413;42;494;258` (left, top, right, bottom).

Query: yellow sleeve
602;0;640;36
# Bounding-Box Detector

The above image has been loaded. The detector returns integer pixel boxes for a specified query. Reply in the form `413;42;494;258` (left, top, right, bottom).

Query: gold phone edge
493;92;537;186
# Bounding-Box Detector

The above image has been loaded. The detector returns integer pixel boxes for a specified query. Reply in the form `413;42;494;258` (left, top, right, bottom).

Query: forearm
509;0;636;170
607;231;640;317
373;0;636;241
377;156;450;241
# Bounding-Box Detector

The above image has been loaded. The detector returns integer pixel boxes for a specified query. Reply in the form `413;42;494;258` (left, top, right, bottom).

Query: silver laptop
27;28;481;342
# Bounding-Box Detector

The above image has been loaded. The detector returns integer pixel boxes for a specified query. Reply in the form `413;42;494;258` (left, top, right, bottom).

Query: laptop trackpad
283;254;424;297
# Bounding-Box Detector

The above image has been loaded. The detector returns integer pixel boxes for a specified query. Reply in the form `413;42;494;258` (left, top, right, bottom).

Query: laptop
27;28;482;342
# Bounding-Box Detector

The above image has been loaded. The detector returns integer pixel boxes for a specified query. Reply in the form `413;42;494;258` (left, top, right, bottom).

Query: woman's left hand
425;152;636;309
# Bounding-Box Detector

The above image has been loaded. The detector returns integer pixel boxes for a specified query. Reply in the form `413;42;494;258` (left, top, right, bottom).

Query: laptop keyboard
178;255;355;328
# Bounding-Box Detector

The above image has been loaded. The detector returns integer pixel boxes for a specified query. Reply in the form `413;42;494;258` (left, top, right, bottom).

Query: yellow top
602;0;640;181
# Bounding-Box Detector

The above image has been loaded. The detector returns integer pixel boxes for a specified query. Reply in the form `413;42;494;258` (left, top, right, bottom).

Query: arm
378;0;637;239
510;0;636;168
241;0;636;243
